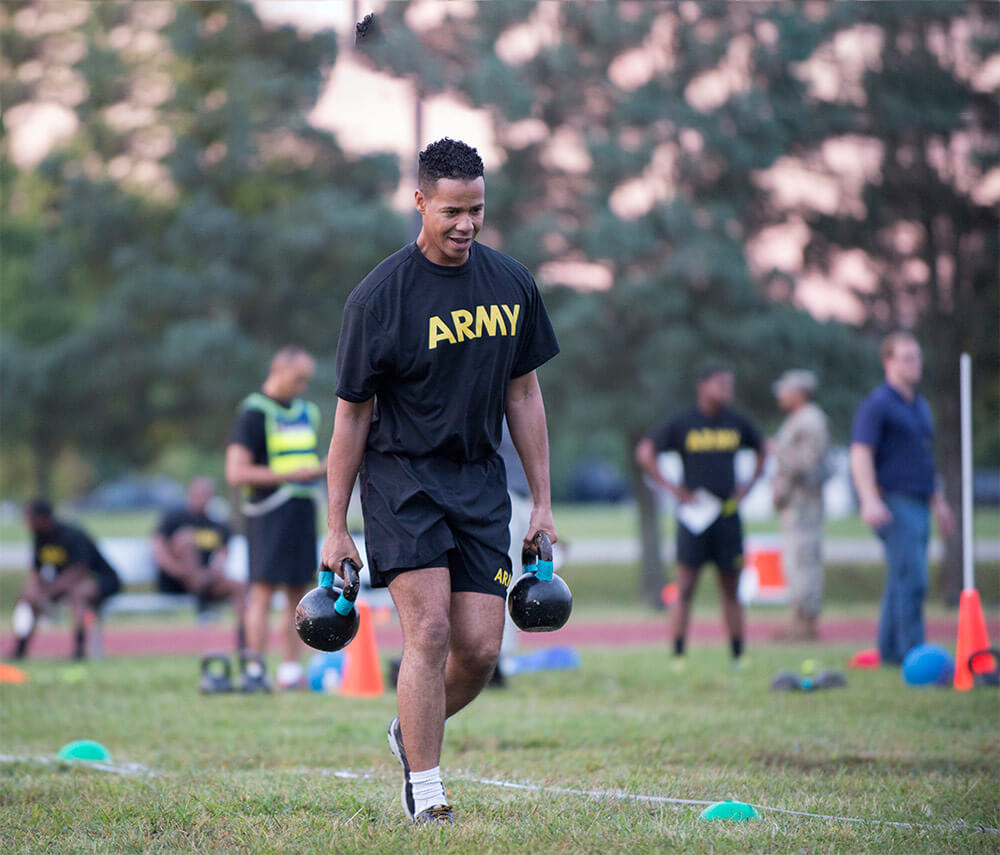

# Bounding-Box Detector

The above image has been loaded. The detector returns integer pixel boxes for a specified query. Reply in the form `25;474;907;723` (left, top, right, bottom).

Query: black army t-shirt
650;407;763;500
336;241;560;462
156;509;231;567
231;406;271;502
33;520;119;584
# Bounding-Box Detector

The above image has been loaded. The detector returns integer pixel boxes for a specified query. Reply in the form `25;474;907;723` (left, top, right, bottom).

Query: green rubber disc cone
699;800;757;822
57;740;111;764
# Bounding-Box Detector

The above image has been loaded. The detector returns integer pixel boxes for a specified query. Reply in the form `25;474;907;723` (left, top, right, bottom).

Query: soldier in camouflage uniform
771;370;830;641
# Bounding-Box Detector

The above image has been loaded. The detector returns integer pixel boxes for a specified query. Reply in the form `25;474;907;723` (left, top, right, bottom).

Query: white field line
453;772;1000;835
0;753;154;776
3;757;997;835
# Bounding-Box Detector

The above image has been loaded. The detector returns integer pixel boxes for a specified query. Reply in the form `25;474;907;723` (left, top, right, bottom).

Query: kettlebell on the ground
199;653;233;693
507;531;572;632
295;559;361;652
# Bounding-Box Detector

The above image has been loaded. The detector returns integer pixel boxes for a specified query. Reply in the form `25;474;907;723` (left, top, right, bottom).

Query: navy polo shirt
851;382;936;500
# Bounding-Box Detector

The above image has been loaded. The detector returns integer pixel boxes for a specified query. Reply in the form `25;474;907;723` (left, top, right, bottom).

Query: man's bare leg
10;575;45;658
280;583;307;663
64;573;98;660
245;582;274;654
671;564;700;652
274;583;308;688
717;569;744;660
444;591;505;717
168;529;205;592
388;568;451;773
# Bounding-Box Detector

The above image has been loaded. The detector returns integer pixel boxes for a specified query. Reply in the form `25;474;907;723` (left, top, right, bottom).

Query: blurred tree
355;1;876;604
1;2;407;496
799;1;999;602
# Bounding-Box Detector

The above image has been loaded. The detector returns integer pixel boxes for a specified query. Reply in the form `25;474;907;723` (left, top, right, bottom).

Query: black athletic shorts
95;571;121;603
156;570;226;601
246;497;317;587
677;512;744;573
156;571;189;596
359;450;512;598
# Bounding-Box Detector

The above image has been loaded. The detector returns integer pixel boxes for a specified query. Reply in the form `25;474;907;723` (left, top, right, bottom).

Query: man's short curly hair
418;138;484;192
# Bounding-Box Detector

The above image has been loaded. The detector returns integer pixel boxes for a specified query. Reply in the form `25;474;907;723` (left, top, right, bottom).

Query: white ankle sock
276;660;303;686
410;766;447;814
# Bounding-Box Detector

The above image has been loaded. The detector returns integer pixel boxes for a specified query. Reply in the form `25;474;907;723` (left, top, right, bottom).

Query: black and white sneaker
413;804;454;825
387;716;414;819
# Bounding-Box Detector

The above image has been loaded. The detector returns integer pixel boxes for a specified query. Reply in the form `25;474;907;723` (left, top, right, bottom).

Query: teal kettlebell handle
521;531;554;582
317;560;361;617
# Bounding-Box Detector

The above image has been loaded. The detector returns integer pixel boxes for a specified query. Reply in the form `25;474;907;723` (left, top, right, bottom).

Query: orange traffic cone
340;601;384;697
954;588;994;691
0;663;28;684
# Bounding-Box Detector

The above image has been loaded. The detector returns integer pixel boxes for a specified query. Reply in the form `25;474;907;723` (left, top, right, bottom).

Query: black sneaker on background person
387;716;415;819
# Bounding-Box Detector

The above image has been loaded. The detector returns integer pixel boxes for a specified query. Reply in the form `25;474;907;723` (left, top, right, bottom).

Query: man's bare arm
635;438;692;503
45;563;91;599
224;443;324;489
320;397;374;571
733;446;767;502
151;533;186;580
505;371;557;548
850;442;891;528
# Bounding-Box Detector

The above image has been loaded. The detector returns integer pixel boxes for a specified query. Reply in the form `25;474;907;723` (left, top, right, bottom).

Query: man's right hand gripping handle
321;529;363;576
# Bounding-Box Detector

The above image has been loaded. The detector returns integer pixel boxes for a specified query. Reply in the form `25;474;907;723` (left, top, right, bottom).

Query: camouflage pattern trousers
779;496;824;617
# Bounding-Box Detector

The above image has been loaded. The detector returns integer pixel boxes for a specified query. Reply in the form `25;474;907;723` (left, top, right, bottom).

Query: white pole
960;353;974;592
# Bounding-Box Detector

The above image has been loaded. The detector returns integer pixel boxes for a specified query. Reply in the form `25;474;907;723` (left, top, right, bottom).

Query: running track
17;614;998;660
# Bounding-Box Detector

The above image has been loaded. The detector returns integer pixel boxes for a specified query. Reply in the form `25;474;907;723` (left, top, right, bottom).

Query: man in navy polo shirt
850;332;954;665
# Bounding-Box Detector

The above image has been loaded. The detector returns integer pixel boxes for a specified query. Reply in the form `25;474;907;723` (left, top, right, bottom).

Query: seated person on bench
152;477;247;648
10;499;122;660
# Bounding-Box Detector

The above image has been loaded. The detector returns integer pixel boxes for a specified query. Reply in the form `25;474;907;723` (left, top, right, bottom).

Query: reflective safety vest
240;393;321;502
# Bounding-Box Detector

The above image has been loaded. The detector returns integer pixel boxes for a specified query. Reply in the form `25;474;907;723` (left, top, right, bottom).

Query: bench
101;592;199;616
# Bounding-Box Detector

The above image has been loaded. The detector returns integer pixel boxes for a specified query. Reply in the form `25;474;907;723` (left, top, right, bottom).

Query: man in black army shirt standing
322;139;560;825
10;499;121;660
636;366;765;671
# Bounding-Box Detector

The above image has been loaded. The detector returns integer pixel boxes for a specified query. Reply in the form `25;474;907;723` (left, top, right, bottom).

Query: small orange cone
954;588;994;691
661;582;678;607
0;663;28;684
340;601;384;697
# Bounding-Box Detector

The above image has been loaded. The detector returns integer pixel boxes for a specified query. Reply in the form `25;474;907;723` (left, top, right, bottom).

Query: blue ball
306;651;345;692
902;643;954;687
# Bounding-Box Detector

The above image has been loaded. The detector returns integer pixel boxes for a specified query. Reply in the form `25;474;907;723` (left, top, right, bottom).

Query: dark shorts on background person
677;513;744;573
246;497;317;586
156;572;189;596
360;451;512;598
155;571;228;601
96;571;121;603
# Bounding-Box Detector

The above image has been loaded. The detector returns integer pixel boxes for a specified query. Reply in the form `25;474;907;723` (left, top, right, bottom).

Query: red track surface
15;614;998;660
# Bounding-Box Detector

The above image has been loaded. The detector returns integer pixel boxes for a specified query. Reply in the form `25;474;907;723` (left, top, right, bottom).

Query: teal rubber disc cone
699;800;757;822
57;740;111;764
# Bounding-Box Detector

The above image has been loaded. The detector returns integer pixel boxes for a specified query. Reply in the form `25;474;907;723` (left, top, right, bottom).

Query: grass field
2;644;998;854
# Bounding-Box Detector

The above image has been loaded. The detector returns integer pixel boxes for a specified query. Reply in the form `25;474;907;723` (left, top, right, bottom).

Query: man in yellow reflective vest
225;346;326;691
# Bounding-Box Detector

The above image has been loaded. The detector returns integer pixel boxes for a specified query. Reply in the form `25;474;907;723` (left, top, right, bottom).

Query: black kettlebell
199;653;233;694
295;559;361;652
969;648;1000;687
507;531;572;632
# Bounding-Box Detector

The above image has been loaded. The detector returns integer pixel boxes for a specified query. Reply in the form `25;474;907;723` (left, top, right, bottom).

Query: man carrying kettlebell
321;138;560;825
